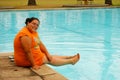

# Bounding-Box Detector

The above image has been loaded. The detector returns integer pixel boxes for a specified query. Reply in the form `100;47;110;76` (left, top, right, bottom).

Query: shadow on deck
63;4;110;7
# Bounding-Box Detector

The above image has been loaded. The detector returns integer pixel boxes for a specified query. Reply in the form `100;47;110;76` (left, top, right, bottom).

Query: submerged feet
71;53;80;65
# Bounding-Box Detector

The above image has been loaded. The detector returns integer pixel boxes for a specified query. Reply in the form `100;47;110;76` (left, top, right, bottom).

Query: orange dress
14;27;45;67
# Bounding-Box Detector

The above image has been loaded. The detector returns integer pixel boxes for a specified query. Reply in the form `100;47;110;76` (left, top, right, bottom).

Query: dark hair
25;17;40;25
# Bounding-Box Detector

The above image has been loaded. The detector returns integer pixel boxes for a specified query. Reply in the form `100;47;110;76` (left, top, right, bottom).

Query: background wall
0;0;120;8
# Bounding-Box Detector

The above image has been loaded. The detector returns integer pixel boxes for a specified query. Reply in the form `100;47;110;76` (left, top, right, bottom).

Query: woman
14;17;80;70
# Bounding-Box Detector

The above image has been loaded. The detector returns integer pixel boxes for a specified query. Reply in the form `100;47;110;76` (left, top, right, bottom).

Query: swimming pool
0;8;120;80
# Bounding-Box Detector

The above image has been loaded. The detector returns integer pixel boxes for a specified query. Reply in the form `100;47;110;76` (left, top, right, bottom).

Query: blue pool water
0;8;120;80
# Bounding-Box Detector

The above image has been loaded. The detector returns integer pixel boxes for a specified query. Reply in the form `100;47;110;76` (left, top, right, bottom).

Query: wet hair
25;17;40;25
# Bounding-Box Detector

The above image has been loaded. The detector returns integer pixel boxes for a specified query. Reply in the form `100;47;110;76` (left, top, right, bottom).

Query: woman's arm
20;36;40;69
39;41;52;61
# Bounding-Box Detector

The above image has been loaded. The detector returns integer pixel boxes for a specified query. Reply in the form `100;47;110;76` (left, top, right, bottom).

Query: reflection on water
0;8;120;80
101;9;114;80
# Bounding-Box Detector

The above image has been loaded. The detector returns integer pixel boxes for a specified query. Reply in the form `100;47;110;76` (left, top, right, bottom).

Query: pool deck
0;53;67;80
0;4;120;11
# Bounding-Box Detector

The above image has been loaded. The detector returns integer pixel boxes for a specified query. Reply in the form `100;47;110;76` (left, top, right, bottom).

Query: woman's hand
32;65;40;70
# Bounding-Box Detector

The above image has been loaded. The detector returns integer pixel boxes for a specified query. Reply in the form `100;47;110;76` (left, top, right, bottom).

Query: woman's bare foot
71;53;80;65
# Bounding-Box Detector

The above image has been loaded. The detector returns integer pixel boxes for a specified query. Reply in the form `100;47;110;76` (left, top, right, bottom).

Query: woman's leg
51;54;77;59
43;53;80;66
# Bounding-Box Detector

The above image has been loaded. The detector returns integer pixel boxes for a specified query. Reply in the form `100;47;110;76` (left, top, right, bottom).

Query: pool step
31;65;67;80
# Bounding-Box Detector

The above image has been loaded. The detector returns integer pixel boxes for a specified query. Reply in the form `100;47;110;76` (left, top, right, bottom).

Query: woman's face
27;20;39;33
